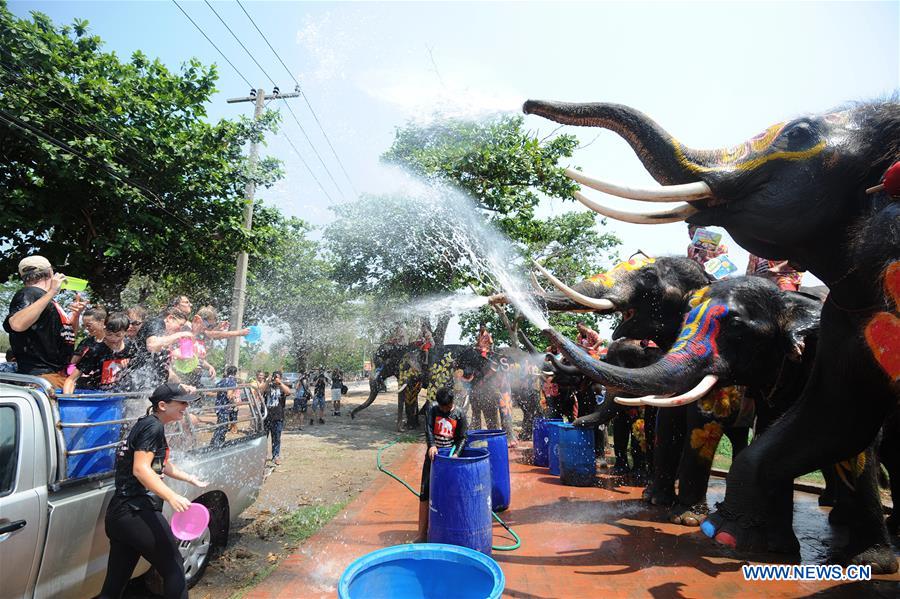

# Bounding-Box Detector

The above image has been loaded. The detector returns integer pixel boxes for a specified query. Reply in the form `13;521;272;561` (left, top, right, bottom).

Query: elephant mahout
528;98;899;571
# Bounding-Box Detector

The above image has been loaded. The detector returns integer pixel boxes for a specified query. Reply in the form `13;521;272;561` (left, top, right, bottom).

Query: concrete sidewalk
248;442;899;598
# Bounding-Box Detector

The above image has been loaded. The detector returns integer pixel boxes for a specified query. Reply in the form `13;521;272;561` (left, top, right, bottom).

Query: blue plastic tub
57;391;124;478
466;429;511;512
547;421;566;476
428;447;492;554
339;543;504;599
532;417;562;467
558;423;597;486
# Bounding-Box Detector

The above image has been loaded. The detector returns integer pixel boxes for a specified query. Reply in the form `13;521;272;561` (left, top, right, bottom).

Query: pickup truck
0;373;268;598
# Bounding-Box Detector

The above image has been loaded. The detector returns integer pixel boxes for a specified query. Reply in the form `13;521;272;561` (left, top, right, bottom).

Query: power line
171;0;253;89
0;61;158;174
203;0;344;200
0;107;202;232
281;131;335;205
235;0;358;197
202;0;276;88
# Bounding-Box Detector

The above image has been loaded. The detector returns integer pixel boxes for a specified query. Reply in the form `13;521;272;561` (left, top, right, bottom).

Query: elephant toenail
715;531;738;548
700;520;717;538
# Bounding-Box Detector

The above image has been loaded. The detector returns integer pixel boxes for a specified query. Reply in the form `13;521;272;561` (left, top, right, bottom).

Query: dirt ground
126;381;421;599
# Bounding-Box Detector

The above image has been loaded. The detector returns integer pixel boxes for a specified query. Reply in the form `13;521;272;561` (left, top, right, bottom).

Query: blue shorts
312;393;325;411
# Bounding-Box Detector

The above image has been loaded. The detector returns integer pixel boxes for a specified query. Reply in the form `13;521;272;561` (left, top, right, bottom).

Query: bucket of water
558;423;597;486
338;543;504;599
466;429;511;511
428;447;492;555
171;503;210;541
57;391;124;478
244;325;262;343
532;417;562;467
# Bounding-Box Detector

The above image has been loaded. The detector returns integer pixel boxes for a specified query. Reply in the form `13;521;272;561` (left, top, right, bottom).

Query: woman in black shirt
98;383;208;599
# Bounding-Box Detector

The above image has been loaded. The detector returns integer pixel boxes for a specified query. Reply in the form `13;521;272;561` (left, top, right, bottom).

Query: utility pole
224;87;300;370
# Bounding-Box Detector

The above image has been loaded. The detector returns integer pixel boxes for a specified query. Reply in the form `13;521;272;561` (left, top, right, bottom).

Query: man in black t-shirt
3;255;84;388
123;307;191;390
261;371;291;465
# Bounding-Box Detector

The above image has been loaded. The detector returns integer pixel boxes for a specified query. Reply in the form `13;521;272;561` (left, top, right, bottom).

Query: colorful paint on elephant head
864;261;900;383
587;255;656;288
698;385;743;420
665;297;729;365
673;119;827;174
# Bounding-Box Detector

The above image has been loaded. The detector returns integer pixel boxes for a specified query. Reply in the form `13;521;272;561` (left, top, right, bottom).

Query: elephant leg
397;390;405;432
725;426;750;457
703;393;895;571
819;462;840;507
880;409;899;536
671;405;721;527
405;382;421;430
645;405;685;506
644;407;657;475
612;414;631;474
828;443;898;573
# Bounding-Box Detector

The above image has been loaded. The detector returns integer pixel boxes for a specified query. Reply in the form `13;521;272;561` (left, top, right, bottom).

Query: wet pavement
248;443;900;599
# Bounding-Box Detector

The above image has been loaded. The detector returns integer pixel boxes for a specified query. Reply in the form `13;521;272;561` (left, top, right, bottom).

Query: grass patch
282;501;349;544
228;501;348;598
228;564;278;599
714;435;825;485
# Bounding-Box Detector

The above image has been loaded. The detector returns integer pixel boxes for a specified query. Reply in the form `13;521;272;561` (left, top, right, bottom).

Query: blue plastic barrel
428;447;493;555
547;421;565;476
466;429;511;512
533;417;562;467
558;423;597;486
339;543;504;599
57;391;124;478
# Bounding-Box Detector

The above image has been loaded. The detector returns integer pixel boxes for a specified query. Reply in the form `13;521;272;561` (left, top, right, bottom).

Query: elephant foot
828;503;851;526
887;513;899;536
669;503;709;527
648;487;676;507
829;544;899;575
701;502;800;554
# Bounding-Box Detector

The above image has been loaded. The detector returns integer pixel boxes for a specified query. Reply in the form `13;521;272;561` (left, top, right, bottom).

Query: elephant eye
782;121;816;148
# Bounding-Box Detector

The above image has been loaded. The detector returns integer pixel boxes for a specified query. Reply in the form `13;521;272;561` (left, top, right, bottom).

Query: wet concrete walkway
248;443;899;598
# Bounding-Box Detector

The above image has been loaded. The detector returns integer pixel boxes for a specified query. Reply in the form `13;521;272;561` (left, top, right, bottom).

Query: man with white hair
3;255;84;388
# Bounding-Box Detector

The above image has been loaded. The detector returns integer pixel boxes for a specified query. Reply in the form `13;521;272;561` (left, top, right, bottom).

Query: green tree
0;5;283;304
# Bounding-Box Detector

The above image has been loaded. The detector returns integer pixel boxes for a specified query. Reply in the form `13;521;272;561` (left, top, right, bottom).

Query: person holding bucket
416;386;468;543
98;383;208;599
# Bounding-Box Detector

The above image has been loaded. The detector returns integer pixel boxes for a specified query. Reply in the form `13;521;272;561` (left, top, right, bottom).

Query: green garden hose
376;438;521;551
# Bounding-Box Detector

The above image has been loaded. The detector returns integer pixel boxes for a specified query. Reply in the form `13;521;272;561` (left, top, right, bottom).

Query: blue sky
10;1;900;339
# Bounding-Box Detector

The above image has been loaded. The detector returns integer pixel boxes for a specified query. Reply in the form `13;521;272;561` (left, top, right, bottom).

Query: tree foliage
0;5;283;304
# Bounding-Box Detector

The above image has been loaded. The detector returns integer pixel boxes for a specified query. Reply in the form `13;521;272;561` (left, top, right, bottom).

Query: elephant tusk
866;183;884;195
566;168;712;202
574;190;698;224
633;374;719;407
533;260;616;312
614;396;644;406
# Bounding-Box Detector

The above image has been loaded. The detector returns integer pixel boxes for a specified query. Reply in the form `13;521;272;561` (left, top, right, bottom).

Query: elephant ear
781;292;823;362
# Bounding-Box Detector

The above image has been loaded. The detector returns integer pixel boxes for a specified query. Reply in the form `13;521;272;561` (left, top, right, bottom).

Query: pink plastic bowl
170;503;210;541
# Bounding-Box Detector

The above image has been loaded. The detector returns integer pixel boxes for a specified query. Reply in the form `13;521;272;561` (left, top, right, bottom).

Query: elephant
526;98;899;572
351;341;539;440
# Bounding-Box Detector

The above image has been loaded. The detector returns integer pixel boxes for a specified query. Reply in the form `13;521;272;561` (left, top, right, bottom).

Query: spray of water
382;171;550;331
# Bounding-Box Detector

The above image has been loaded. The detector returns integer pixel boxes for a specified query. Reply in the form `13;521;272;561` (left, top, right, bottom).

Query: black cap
149;382;200;404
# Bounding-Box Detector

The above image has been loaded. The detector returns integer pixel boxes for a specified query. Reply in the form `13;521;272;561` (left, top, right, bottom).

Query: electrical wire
281;131;335;205
202;0;276;88
201;0;345;201
235;0;358;197
171;0;253;89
